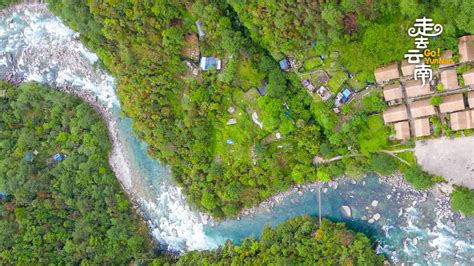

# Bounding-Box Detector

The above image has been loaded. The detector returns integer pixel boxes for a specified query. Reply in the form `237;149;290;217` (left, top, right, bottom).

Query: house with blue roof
335;87;354;107
53;153;66;162
341;88;352;103
279;58;290;71
257;80;267;96
200;57;222;71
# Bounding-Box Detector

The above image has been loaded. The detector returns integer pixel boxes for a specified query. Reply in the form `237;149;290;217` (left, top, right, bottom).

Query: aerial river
1;3;473;264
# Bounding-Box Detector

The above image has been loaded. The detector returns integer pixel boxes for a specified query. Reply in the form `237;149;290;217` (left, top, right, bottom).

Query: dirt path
415;136;474;189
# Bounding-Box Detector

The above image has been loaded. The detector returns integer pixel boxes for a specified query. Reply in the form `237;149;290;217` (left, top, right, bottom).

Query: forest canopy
0;82;154;264
174;217;384;265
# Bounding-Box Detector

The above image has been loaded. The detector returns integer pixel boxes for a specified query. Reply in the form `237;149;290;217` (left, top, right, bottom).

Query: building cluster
380;35;474;141
182;23;222;75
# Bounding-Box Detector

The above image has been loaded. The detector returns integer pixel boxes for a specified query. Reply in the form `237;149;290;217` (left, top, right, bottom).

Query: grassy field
235;56;265;91
303;56;323;71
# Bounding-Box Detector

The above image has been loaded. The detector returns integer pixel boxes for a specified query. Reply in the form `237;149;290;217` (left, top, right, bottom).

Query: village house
438;93;465;114
334;88;353;107
469;91;474;108
257;80;267;96
301;79;315;92
199;57;221;71
316;86;332;101
450;110;474;131
439;50;455;68
393;121;411;140
279;58;290;71
440;69;459;90
374;63;399;84
458;35;474;63
383;84;403;102
410;99;436;118
400;59;415;77
383;104;408;124
405;79;431;98
463;69;474;87
414;118;431;137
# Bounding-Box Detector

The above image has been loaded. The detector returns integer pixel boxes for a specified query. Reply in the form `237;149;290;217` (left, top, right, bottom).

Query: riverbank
238;172;458;228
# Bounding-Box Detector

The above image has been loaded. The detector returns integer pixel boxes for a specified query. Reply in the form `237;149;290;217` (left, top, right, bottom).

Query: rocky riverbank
238;172;459;233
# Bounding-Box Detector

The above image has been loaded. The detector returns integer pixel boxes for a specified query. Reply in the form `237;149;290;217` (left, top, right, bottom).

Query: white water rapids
0;3;218;251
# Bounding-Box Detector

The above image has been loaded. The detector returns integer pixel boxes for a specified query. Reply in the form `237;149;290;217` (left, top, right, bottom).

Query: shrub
403;165;438;190
451;186;474;216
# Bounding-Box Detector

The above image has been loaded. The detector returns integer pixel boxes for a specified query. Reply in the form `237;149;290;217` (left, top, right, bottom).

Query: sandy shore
415;136;474;189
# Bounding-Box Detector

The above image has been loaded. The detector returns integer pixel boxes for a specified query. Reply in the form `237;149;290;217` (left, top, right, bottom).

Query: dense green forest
174;216;384;265
44;0;469;217
0;82;155;264
228;0;473;77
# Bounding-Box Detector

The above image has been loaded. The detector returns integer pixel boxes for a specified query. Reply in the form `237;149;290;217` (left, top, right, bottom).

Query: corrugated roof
405;79;431;97
439;93;465;114
440;69;459;90
383;84;403;101
279;59;289;70
401;59;415;76
450;110;474;131
383;104;408;124
394;121;411;140
411;99;436;118
375;63;399;84
458;35;474;63
468;91;474;109
440;50;454;68
200;57;221;71
463;68;474;86
414;118;431;137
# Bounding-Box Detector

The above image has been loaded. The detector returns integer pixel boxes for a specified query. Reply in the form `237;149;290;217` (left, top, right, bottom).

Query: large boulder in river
373;213;381;221
340;205;352;218
371;200;379;207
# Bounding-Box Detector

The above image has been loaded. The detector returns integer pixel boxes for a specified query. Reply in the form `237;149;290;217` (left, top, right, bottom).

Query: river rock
361;215;367;221
373;213;381;221
368;218;375;224
340;205;352;218
386;195;392;199
371;200;379;207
